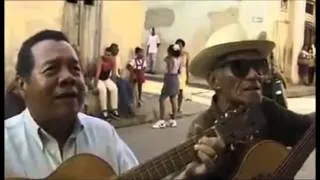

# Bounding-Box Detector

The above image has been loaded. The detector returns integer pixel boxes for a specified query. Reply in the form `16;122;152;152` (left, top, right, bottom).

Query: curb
111;112;199;129
145;75;315;98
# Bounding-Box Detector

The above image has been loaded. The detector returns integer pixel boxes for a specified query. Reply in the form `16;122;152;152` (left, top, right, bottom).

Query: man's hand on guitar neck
185;126;226;178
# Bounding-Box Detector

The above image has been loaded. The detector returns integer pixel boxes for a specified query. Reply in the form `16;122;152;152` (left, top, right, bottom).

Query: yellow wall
5;1;64;85
5;0;312;84
100;1;146;75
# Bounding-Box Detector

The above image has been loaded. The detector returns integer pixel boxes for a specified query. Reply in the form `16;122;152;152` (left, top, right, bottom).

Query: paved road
117;82;315;179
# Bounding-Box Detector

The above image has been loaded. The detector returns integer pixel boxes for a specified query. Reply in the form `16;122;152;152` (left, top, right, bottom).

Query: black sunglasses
218;59;269;78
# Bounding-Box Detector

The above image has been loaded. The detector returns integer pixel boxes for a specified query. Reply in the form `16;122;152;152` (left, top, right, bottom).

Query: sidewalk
109;75;315;128
110;91;208;129
145;73;316;98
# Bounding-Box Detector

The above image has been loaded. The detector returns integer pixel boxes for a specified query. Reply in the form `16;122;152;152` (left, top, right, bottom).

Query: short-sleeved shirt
129;57;147;70
147;35;160;54
5;109;139;179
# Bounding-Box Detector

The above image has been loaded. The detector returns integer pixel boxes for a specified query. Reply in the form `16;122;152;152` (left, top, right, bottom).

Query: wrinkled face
22;40;86;121
209;50;269;105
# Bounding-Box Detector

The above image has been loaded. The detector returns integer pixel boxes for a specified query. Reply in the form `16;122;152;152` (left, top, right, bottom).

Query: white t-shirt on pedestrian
147;35;160;54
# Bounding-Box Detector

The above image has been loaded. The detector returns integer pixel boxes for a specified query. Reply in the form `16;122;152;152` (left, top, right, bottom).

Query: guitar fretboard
274;123;315;178
118;128;216;180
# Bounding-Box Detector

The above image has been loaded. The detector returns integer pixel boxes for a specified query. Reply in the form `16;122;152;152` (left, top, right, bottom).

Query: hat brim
190;40;275;78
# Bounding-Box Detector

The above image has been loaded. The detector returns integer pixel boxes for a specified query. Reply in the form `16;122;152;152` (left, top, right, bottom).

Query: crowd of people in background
298;44;316;85
4;27;315;128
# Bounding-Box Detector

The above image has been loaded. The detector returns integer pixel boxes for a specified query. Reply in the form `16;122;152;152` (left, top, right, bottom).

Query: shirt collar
209;95;247;119
23;109;85;151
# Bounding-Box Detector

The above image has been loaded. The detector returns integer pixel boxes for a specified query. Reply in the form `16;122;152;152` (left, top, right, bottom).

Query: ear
207;71;221;91
16;76;27;98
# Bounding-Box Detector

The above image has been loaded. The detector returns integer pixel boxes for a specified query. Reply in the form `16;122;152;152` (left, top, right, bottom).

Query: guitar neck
274;123;315;178
118;128;216;180
118;107;246;180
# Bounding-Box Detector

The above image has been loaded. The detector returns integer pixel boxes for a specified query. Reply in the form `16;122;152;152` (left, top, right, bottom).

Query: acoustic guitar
7;107;250;180
233;122;315;179
7;109;315;180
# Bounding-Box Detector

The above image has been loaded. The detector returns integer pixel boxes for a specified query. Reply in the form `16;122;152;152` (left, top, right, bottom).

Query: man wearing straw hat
176;24;314;179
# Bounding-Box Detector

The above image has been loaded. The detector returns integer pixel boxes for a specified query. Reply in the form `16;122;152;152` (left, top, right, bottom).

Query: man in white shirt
5;30;138;179
146;27;160;74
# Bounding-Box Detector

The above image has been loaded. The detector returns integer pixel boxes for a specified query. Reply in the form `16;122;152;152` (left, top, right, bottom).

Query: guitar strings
275;124;315;177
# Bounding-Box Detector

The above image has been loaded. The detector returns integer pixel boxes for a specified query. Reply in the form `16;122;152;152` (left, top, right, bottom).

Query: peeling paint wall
141;1;284;74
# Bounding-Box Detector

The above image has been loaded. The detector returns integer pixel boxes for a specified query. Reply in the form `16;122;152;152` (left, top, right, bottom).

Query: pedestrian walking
128;47;146;107
146;27;160;74
152;44;182;129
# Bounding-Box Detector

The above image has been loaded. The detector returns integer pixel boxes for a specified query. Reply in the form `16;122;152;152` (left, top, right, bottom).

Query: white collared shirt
147;35;160;54
5;109;139;179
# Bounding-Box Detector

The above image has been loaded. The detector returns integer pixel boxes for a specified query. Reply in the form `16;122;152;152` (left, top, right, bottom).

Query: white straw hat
190;23;275;78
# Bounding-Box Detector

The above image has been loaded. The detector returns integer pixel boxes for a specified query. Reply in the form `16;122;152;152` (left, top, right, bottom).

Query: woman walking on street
152;44;182;129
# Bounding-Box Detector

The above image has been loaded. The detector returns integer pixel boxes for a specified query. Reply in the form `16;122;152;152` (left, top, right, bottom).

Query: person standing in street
175;39;190;114
128;47;146;108
109;43;135;117
307;47;315;85
152;44;182;129
146;27;160;74
297;45;309;85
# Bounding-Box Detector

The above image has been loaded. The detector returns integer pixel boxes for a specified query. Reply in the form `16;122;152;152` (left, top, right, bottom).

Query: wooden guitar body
7;154;117;180
233;140;289;179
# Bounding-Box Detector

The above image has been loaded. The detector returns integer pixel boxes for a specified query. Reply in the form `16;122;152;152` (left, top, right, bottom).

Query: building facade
5;0;315;86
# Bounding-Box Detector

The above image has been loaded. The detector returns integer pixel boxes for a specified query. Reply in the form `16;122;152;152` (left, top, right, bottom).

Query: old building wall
100;1;146;75
5;1;64;87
